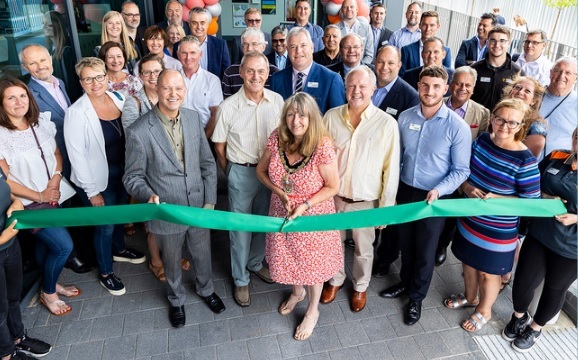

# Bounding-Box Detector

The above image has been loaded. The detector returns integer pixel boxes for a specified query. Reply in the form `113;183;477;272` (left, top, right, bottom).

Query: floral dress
265;131;343;285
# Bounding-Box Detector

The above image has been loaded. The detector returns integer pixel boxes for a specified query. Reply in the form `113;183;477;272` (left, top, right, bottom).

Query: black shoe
404;300;421;325
14;332;51;358
112;248;146;264
372;262;391;278
502;312;532;342
512;327;541;353
201;292;226;314
169;305;186;328
98;273;126;296
344;238;355;249
10;351;36;359
435;246;447;266
64;257;93;274
379;282;406;298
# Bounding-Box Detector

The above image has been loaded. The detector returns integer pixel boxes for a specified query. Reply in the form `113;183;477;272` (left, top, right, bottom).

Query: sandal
461;311;488;333
148;262;166;282
181;259;191;271
294;313;319;341
39;292;71;316
499;280;511;293
56;285;82;298
443;293;478;309
279;290;307;315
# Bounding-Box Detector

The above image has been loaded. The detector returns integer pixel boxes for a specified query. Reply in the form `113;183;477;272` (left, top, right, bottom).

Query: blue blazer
270;62;346;114
376;77;420;120
402;66;454;96
455;36;480;68
206;36;231;80
27;78;72;178
400;41;452;76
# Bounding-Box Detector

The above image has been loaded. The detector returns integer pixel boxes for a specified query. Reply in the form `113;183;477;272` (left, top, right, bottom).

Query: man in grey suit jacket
123;70;225;328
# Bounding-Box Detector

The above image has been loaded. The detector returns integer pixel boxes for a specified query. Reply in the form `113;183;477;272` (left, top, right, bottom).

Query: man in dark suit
121;1;148;56
403;37;454;93
454;13;496;68
328;33;372;82
270;27;346;114
155;0;191;35
370;3;393;62
123;70;226;329
371;45;419;277
188;7;231;80
230;8;272;64
266;25;292;70
399;11;451;76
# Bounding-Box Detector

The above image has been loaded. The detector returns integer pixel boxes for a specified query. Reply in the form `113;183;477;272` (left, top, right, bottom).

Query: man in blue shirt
288;0;324;52
379;66;471;326
389;2;421;49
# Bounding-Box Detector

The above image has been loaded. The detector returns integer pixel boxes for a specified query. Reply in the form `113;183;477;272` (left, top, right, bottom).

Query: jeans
0;240;24;358
79;165;128;275
34;227;74;294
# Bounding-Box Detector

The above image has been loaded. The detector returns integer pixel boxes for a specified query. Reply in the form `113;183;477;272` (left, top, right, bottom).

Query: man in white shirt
212;52;284;307
176;36;223;139
515;30;553;87
336;0;374;65
320;65;400;313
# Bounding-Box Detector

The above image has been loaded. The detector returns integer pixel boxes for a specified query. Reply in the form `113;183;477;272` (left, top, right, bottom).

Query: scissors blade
279;216;289;232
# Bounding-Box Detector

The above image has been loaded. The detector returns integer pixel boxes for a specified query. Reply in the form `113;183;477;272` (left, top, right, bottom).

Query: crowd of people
0;0;576;358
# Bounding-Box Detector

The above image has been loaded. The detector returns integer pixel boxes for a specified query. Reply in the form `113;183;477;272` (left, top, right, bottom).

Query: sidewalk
20;217;575;359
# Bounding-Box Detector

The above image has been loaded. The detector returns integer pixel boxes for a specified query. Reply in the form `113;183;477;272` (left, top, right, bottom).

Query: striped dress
451;133;540;275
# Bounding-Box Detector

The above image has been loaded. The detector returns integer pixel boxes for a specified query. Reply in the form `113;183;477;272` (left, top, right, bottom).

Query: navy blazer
206;36;231;80
269;62;346;114
402;65;454;96
399;40;452;76
266;52;292;70
231;32;273;64
376;77;420;120
156;21;191;36
27;77;72;178
455;36;481;68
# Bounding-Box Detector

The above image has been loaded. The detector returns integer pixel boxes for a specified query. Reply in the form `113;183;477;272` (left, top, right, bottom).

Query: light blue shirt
275;52;288;70
288;22;324;52
474;36;487;62
389;27;421;49
398;103;471;196
371;76;397;106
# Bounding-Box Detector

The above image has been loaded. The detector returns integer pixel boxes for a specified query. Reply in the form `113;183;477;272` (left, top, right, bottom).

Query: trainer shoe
512;327;541;353
10;351;36;359
98;273;126;296
14;332;51;358
112;248;146;264
502;312;532;342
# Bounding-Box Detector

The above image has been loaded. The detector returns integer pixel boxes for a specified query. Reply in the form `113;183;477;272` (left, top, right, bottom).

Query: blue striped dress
451;133;541;275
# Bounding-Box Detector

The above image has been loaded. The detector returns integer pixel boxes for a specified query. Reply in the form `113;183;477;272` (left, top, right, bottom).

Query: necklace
106;118;123;137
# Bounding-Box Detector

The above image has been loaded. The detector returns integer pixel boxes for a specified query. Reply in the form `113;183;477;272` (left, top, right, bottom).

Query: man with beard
455;13;496;68
389;2;421;49
121;1;147;56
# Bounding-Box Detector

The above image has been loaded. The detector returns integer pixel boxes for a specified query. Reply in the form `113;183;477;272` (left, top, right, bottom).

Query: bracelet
303;200;311;210
38;191;43;203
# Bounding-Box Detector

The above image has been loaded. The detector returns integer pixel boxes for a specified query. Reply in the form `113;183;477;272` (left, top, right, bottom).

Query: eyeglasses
492;115;521;129
523;40;544;46
80;74;106;85
246;19;262;24
122;12;141;19
488;39;508;45
272;39;286;43
141;69;162;77
342;45;362;51
242;42;263;48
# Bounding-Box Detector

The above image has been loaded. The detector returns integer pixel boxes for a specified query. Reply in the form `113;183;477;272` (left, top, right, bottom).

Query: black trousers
512;235;577;326
0;240;24;357
374;225;400;265
397;182;447;302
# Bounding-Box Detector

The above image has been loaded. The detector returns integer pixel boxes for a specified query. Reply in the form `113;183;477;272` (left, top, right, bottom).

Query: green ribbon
9;198;566;233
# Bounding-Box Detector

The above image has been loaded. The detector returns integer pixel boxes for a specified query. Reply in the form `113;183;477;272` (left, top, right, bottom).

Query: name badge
307;82;319;88
386;107;398;116
480;77;491;83
547;168;560;175
409;123;421;131
381;40;389;45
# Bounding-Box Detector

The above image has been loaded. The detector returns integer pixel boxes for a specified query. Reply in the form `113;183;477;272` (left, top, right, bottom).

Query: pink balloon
204;0;219;5
332;0;344;4
356;0;369;19
186;0;204;10
182;4;191;22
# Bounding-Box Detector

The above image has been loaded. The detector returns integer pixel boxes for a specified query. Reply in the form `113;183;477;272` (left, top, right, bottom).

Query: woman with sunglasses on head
94;11;140;74
64;58;145;297
444;99;541;333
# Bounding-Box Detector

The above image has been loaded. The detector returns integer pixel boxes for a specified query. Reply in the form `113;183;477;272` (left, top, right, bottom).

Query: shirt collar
155;105;180;125
293;63;313;77
446;97;468;112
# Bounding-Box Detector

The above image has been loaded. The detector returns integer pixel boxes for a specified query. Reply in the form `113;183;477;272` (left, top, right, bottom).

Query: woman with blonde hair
257;92;342;341
165;24;185;58
93;11;139;73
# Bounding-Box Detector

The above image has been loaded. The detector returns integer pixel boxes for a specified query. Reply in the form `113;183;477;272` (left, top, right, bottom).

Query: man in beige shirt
212;52;285;307
320;65;400;312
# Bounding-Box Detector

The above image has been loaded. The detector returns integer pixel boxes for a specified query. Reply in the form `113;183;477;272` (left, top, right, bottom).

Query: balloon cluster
320;0;369;24
179;0;221;35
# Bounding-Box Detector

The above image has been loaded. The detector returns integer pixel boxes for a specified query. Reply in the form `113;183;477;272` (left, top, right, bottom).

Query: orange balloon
327;14;341;24
356;0;369;19
208;17;219;35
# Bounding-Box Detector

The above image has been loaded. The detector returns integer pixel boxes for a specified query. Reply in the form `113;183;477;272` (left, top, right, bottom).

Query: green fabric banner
9;198;566;233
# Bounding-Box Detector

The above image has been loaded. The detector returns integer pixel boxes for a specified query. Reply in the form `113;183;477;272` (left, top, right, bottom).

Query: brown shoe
234;285;250;307
351;291;366;312
320;284;342;304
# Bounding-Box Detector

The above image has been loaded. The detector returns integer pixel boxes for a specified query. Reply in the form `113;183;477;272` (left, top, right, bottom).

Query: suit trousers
0;241;24;358
227;163;271;286
397;182;447;302
329;197;378;292
155;228;214;307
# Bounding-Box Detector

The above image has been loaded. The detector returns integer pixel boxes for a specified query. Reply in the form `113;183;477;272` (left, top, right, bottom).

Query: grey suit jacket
445;97;490;142
123;107;217;235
